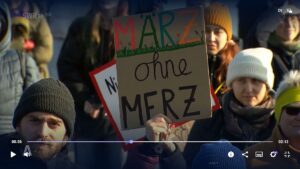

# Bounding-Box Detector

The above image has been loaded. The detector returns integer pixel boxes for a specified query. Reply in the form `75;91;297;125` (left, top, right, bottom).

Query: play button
10;151;16;158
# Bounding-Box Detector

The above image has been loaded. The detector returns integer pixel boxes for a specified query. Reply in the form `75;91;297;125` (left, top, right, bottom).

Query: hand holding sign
146;113;176;153
146;113;172;141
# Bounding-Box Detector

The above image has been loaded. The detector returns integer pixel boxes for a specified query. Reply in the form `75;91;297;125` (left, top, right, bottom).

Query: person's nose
36;122;51;138
206;31;215;42
285;17;293;28
244;81;253;93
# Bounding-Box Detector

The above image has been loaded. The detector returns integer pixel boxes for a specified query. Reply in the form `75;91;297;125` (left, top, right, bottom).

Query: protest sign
90;60;220;150
114;7;211;129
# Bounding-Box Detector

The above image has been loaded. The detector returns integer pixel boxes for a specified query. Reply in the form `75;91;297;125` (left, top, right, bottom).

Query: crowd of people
1;0;300;169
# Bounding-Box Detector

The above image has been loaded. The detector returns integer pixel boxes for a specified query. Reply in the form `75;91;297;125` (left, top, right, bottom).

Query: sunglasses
284;107;300;116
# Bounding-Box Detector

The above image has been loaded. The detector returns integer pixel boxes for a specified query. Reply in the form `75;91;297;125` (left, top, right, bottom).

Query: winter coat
9;2;53;79
0;132;82;169
183;91;276;169
0;3;40;135
246;126;300;169
123;143;186;169
57;14;115;139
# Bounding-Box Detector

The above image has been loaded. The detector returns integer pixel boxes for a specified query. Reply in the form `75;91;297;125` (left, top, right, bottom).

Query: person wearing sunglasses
246;70;300;169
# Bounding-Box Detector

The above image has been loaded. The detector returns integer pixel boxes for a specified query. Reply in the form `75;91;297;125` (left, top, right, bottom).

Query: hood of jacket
0;2;11;54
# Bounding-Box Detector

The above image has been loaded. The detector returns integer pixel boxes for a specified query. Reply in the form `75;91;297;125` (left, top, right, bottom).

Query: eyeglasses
284;107;300;116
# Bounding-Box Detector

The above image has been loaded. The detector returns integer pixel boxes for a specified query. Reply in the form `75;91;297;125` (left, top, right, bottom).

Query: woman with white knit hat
184;47;277;168
122;48;277;169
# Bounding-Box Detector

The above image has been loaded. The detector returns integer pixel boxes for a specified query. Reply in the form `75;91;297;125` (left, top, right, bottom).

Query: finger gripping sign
114;7;210;130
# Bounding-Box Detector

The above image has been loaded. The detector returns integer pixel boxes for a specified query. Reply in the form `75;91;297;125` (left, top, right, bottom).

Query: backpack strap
273;53;289;73
292;51;300;69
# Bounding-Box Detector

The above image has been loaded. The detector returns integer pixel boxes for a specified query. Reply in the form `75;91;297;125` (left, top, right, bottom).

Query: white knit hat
226;48;275;89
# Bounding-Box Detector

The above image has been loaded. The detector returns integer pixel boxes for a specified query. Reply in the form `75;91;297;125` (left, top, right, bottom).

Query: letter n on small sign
114;7;211;130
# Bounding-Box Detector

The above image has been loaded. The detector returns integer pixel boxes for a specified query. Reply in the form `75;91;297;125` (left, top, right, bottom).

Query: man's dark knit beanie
13;78;76;137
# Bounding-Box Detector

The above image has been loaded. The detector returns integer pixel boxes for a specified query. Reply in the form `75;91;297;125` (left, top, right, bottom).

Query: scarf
268;32;300;56
222;91;275;139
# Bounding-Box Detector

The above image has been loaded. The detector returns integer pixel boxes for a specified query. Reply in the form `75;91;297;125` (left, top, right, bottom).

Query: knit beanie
192;140;246;169
205;3;232;40
275;71;300;122
226;47;275;89
13;78;76;137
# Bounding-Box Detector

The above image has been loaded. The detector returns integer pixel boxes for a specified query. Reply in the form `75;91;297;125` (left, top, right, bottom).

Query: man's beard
29;137;66;161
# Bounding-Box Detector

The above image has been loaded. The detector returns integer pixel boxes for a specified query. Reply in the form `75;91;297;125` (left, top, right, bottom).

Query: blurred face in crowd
275;15;300;41
280;102;300;140
232;77;268;107
16;112;68;161
205;25;228;55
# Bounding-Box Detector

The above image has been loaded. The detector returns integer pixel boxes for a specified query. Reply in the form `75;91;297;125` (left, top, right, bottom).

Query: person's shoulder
193;108;224;128
189;109;224;138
